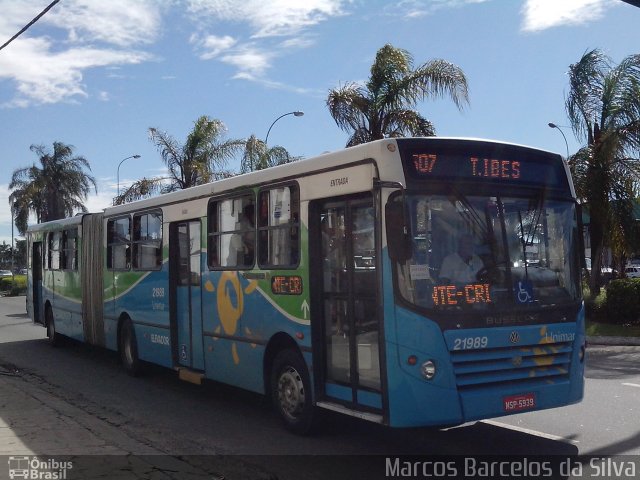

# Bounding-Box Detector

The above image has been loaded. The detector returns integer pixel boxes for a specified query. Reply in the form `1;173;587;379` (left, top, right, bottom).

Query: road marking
481;419;579;445
622;382;640;388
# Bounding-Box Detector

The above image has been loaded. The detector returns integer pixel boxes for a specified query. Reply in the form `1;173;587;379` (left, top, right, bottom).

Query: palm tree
327;44;469;147
114;116;243;205
565;49;640;294
240;135;301;174
9;142;96;235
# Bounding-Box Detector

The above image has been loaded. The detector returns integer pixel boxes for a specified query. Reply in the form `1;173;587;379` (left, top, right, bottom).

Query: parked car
0;270;12;277
624;265;640;279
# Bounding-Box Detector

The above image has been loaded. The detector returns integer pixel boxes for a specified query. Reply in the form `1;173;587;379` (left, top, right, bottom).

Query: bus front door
171;220;205;371
313;195;382;412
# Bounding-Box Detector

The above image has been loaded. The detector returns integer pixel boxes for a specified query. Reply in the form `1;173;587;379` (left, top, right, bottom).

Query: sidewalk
0;365;265;480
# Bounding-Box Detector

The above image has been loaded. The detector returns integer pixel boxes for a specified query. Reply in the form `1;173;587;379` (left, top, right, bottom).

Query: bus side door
170;220;205;371
310;194;383;412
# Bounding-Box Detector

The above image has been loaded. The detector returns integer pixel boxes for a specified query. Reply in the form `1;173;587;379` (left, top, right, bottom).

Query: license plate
503;392;536;412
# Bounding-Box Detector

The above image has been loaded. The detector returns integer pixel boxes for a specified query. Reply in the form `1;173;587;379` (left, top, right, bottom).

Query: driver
439;234;484;284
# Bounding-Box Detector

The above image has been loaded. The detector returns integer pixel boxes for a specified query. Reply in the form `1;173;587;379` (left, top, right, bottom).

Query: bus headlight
421;360;436;380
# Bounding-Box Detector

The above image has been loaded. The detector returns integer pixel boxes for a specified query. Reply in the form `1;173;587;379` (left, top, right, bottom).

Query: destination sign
414;154;524;181
271;275;303;295
397;139;568;189
431;283;492;306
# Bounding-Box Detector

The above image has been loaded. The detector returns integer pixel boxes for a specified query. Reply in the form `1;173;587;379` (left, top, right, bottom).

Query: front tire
271;349;315;434
119;318;142;376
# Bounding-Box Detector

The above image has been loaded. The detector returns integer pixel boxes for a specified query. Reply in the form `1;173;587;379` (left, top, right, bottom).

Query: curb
586;335;640;346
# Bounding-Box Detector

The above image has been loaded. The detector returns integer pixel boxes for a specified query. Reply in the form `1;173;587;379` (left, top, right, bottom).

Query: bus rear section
381;138;585;427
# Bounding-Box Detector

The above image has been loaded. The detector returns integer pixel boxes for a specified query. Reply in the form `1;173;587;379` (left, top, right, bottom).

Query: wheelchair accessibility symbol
515;280;534;304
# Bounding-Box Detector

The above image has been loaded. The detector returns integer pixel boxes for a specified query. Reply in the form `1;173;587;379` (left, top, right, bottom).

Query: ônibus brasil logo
7;456;73;479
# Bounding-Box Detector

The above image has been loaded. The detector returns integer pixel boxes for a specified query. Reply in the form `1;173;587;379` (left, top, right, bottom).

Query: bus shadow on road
306;406;579;456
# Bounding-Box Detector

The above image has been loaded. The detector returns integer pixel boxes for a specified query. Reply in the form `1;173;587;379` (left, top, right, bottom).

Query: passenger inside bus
227;204;255;266
438;234;484;284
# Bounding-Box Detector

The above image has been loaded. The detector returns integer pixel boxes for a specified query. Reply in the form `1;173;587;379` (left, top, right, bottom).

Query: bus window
47;231;61;270
208;194;255;269
107;217;131;270
132;211;163;270
62;228;78;270
258;185;299;268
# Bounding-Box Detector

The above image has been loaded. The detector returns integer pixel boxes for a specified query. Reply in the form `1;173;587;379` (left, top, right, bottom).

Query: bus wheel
45;305;60;347
271;349;315;434
119;318;141;376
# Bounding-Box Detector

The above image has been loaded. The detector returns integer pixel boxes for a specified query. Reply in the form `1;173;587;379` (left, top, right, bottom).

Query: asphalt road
1;294;639;479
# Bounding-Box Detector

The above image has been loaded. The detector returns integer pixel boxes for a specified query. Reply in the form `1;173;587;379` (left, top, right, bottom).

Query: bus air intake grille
450;341;573;389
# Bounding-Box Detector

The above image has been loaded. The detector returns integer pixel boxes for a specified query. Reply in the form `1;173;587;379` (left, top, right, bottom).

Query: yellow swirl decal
217;271;243;336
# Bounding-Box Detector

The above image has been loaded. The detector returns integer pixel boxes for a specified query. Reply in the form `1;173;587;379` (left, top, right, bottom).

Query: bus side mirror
385;201;412;262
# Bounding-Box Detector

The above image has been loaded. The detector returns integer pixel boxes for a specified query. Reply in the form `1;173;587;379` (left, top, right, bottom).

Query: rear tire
119;318;142;376
271;349;315;434
45;305;60;347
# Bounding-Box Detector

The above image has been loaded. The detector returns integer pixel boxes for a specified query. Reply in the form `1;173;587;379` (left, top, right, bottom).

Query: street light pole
117;154;141;197
10;199;14;280
265;111;304;144
548;123;570;160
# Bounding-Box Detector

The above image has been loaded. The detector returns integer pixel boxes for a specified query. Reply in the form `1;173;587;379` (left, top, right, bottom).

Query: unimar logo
7;456;72;479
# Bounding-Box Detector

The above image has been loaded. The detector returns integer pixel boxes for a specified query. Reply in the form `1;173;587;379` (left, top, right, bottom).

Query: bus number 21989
453;336;488;350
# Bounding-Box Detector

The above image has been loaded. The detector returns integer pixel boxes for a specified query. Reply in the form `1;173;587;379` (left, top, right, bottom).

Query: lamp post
10;199;14;280
548;123;570;160
117;154;141;196
265;111;304;144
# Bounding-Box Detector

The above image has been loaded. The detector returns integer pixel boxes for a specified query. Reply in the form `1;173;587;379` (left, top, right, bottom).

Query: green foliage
566;49;640;295
586;320;640;337
241;135;300;173
115;116;244;205
327;44;469;147
602;279;640;325
0;275;27;295
149;116;244;190
583;282;608;323
9;142;96;235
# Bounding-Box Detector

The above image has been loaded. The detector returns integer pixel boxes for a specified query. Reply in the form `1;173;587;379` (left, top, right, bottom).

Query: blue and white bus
27;137;585;433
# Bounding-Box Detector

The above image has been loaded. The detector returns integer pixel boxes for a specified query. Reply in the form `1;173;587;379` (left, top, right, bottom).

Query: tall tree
240;135;301;174
327;44;469;147
9;142;96;235
566;49;640;294
115;116;243;205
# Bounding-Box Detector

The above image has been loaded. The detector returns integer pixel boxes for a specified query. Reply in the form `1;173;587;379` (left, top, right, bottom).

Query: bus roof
27;214;85;233
26;137;570;228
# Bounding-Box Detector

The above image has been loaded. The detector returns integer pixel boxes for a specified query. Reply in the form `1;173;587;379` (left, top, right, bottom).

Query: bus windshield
395;193;581;316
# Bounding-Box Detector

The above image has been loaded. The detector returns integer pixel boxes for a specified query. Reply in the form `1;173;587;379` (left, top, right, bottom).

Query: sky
1;0;639;247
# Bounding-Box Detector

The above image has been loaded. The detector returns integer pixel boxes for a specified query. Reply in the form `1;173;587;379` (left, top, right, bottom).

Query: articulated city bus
26;137;585;433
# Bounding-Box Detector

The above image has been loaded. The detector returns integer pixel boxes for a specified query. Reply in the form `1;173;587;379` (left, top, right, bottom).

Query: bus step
315;401;384;424
178;368;204;385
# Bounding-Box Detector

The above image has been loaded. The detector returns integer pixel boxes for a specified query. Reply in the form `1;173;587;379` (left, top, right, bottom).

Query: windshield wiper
517;209;530;280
